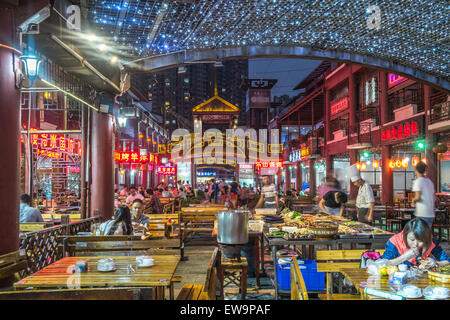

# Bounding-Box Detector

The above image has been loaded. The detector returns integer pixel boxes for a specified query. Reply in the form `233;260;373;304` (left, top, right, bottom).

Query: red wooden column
296;162;302;192
424;85;438;191
309;159;316;197
380;71;393;205
142;167;148;189
348;67;358;200
324;88;333;177
381;146;394;205
0;6;20;256
90;111;114;221
284;164;291;192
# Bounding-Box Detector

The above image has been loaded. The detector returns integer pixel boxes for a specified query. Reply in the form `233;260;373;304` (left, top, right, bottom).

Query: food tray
339;233;371;239
286;237;314;241
267;235;286;239
428;271;450;283
371;233;393;239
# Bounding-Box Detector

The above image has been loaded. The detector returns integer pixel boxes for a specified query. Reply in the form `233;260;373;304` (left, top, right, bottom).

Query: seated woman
98;206;133;236
382;218;450;267
318;191;348;217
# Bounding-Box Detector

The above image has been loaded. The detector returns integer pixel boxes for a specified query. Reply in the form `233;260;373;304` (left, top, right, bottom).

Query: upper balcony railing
388;89;424;122
348;121;372;146
430;101;450;124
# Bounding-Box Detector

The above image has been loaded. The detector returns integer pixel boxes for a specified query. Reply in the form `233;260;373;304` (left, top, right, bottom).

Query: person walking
412;161;435;228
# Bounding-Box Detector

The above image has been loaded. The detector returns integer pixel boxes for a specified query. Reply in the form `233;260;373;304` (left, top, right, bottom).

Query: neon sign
255;161;282;169
157;165;177;175
289;147;310;162
30;133;82;158
381;120;420;142
114;151;154;164
388;74;407;88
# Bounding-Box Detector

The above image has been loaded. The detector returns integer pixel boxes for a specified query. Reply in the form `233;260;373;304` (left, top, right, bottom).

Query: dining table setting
14;255;181;300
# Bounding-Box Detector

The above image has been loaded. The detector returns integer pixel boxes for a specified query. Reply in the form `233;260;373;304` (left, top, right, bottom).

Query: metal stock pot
217;210;249;245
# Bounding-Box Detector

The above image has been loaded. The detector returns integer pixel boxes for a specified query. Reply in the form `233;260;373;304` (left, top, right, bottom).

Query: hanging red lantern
395;159;402;168
356;162;361;170
401;158;409;168
372;159;379;169
360;161;367;171
389;159;396;169
412;156;419;167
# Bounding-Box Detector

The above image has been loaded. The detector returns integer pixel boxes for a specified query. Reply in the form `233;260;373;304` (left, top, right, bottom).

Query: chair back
291;259;308;300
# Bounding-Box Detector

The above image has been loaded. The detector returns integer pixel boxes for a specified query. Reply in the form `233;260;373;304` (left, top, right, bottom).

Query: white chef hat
347;164;361;182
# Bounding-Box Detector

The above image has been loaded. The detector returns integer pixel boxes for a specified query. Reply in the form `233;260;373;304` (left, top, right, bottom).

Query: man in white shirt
412;161;435;228
256;175;279;211
126;187;144;205
352;174;375;224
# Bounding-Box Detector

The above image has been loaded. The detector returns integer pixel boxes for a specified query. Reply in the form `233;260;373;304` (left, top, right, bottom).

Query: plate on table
423;286;449;300
97;267;116;272
397;285;422;299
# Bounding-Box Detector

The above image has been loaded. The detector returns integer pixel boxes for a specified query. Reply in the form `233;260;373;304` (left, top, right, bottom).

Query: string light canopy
83;0;449;86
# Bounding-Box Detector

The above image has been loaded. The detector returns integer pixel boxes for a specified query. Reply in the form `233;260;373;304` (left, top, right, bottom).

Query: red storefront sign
330;97;348;115
156;165;177;175
388;74;407;88
381;119;422;143
255;161;282;169
114;151;153;164
30;133;82;158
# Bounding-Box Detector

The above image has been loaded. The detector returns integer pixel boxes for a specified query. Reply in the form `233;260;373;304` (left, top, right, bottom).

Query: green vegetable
290;211;301;219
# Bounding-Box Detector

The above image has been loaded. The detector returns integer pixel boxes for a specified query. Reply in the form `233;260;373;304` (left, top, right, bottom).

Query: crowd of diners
17;160;449;268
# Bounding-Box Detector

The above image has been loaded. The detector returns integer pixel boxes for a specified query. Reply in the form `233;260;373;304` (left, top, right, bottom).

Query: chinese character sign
381;119;421;142
114;151;154;164
29;133;82;159
255;161;282;169
156;165;177;175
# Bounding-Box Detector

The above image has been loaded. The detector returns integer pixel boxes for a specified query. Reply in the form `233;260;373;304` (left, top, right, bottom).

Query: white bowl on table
136;256;154;267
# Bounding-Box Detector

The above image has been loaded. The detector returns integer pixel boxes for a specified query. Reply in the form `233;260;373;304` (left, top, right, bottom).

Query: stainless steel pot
217;210;249;245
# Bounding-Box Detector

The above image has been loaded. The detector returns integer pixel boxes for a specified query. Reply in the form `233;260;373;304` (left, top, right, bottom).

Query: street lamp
20;54;41;87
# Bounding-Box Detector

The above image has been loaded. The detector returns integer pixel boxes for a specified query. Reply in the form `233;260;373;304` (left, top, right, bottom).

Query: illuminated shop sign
157;165;177;175
289;147;310;162
255;161;282;169
239;164;253;170
330;97;348;115
388;74;408;88
30;133;82;159
114;151;155;164
197;171;217;177
381;119;422;142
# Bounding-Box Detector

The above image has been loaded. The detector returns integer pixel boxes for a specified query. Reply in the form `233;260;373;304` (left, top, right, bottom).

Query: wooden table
267;236;391;300
341;268;450;300
14;255;180;300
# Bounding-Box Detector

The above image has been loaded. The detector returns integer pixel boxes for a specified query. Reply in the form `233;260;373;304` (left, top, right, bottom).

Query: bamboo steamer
427;270;450;283
308;221;338;239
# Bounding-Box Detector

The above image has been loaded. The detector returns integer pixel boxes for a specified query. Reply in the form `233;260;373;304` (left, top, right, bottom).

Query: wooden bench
291;259;308;300
0;287;152;300
19;222;53;232
176;247;220;300
180;207;224;245
0;251;28;287
316;249;385;300
58;236;182;257
42;212;81;220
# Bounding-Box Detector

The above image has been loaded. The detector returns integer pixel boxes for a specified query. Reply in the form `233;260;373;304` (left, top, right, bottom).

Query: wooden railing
19;216;100;274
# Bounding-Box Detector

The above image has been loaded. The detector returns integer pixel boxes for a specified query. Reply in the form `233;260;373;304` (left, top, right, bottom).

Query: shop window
358;73;378;109
333;157;351;194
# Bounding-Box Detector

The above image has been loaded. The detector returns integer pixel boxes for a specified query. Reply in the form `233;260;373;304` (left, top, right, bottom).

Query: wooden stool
219;255;248;300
